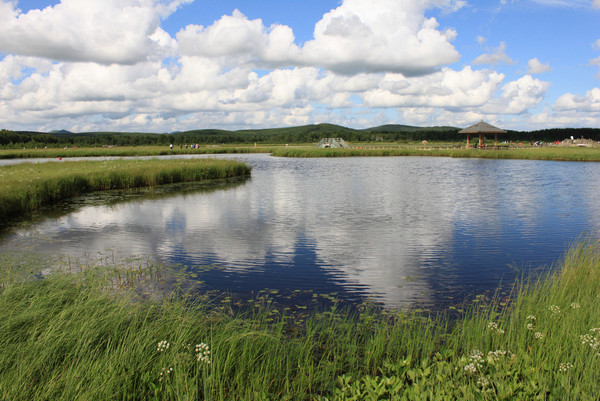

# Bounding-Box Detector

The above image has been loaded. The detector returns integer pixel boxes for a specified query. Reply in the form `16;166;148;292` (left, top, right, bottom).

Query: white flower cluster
580;333;600;350
464;349;484;374
548;305;561;316
195;343;211;364
487;322;505;334
159;367;173;382
477;376;490;389
534;332;543;340
526;315;536;331
487;349;509;362
157;340;170;352
464;363;478;374
570;302;581;309
558;362;573;373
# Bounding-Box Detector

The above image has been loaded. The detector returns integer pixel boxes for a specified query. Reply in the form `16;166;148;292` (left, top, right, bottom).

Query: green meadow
270;145;600;162
0;158;251;219
3;143;600;162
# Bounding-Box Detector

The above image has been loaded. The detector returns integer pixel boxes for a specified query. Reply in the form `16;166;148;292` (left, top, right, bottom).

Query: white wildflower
157;340;170;352
487;349;507;362
477;376;490;388
195;343;211;364
526;315;537;321
487;322;505;334
570;302;581;309
535;332;543;340
580;334;600;350
464;363;477;374
527;323;534;331
158;367;173;381
558;362;573;373
548;305;560;315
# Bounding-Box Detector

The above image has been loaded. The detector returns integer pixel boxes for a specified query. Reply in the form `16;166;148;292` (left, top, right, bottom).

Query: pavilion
459;121;506;149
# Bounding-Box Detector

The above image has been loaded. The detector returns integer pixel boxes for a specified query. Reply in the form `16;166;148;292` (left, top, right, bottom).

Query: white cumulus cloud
554;88;600;112
0;0;188;65
299;0;462;75
527;58;552;74
473;42;516;65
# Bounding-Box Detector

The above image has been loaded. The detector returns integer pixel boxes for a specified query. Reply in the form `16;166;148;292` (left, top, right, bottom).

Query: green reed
1;240;599;399
0;158;251;219
271;145;600;161
0;145;277;159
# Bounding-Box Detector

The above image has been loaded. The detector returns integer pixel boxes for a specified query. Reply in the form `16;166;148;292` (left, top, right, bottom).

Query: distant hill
2;124;599;147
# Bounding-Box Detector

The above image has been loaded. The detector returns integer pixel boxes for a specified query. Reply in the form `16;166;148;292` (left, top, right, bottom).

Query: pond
1;154;599;310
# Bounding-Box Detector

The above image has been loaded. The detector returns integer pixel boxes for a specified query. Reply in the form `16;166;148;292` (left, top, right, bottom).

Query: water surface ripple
2;154;599;309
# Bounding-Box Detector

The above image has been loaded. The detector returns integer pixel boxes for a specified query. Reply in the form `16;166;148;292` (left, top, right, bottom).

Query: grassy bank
271;146;600;162
0;158;251;219
4;144;600;162
0;241;599;399
0;145;280;159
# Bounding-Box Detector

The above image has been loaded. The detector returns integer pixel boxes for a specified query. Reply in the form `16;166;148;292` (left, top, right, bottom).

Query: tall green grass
0;145;278;159
271;146;600;162
4;144;600;162
1;240;599;399
0;158;251;219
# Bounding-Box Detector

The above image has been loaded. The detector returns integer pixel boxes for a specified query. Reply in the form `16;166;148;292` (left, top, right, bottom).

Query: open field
0;144;280;159
271;145;600;162
0;240;599;399
3;143;600;162
0;158;251;219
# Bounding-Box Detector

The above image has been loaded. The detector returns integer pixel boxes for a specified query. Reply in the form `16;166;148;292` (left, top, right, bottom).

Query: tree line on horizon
1;125;599;148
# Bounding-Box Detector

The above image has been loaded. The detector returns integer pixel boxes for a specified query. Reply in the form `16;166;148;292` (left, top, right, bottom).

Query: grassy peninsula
0;241;599;399
270;145;600;162
0;158;251;219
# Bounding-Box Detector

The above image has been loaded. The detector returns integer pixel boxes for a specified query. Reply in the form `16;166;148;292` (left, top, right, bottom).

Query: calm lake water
2;154;600;309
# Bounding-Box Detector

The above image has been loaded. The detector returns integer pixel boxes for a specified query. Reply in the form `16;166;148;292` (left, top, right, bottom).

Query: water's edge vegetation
0;158;251;219
3;143;600;162
0;240;599;399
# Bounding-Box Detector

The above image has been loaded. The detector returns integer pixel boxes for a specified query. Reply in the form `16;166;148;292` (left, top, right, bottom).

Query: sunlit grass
271;145;600;161
1;240;599;399
0;158;251;219
4;143;600;162
0;145;282;159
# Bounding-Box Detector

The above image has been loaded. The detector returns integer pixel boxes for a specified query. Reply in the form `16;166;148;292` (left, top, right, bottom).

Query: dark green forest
1;124;599;148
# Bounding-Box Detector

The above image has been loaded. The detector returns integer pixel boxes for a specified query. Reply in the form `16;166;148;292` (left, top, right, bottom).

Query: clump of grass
0;158;251;219
1;240;599;399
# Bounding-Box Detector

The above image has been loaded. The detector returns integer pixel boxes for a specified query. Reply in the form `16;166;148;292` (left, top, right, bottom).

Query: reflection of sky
2;154;600;309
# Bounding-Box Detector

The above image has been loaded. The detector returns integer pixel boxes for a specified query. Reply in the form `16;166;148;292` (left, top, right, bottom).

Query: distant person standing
169;143;173;149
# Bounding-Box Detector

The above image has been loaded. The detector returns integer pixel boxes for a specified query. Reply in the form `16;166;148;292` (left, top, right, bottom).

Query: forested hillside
1;125;599;148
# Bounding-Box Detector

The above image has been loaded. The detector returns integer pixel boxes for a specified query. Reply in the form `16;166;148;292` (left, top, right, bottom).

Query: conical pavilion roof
458;121;506;134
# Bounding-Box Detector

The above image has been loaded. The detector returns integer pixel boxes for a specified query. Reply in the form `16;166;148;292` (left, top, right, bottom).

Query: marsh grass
271;145;600;162
0;158;251;219
1;240;599;399
0;145;278;159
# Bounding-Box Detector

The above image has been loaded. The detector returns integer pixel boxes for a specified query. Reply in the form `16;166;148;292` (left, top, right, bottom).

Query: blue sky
1;0;599;132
